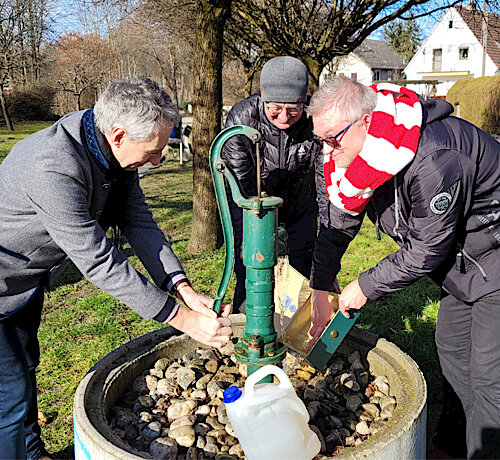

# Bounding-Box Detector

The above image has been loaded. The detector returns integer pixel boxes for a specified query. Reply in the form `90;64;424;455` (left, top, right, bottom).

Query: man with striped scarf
308;76;500;459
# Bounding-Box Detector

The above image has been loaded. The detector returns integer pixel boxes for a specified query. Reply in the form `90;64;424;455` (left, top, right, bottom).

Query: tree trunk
244;69;255;98
0;90;14;131
188;0;232;254
303;58;323;93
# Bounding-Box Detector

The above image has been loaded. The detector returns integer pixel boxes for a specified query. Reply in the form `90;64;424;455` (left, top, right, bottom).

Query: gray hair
94;76;180;142
307;76;377;122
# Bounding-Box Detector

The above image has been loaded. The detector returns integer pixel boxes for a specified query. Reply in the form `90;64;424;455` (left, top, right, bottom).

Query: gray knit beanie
260;56;308;103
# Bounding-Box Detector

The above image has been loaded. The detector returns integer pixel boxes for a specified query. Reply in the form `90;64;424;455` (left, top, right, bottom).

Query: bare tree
224;13;268;97
53;32;117;111
0;0;26;129
10;0;55;88
231;0;470;90
117;6;194;107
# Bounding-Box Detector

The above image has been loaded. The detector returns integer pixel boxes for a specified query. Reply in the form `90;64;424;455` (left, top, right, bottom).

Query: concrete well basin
74;314;426;460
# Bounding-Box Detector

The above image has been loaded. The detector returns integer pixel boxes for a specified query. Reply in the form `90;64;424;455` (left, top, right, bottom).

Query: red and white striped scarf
323;84;422;215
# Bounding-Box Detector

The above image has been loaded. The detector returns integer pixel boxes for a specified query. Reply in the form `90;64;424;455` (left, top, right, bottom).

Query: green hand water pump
210;125;286;381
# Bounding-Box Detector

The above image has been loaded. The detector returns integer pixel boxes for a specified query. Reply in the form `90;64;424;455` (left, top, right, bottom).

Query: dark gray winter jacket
224;93;321;224
0;110;186;318
311;98;500;303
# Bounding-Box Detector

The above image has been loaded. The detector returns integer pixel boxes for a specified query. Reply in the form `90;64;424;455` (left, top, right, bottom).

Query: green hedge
447;75;500;134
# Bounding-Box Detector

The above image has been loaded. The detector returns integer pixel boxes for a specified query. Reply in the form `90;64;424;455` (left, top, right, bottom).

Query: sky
50;1;484;45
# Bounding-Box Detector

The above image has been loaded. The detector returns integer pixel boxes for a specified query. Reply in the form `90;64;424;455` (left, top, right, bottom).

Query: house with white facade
319;39;406;86
405;6;500;97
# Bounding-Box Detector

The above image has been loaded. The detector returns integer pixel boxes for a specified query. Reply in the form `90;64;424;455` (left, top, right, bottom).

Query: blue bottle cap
223;386;242;403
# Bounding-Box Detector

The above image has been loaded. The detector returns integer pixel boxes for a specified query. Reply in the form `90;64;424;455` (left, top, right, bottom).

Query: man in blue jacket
308;76;500;459
0;77;231;459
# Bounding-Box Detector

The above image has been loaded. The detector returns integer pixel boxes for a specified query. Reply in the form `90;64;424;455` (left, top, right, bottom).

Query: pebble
225;422;236;437
124;424;138;440
113;407;135;428
310;425;326;453
169;425;196;447
165;362;182;379
345;394;362;412
217;403;229;425
297;370;313;381
138;395;154;408
306;401;320;420
374;375;390;395
190;389;207;400
111;348;397;458
355;420;371;436
207;380;224;399
379;395;397;411
205;359;219;374
177;368;197;390
154;358;172;372
186;446;198;460
380;404;396;419
141;421;162;441
196;435;206;449
149;437;178;459
196;374;212;390
157;378;180;396
168;400;197;420
132;375;149;394
170;415;196;432
228;443;243;456
206;415;225;430
139;411;154;423
195;405;210;416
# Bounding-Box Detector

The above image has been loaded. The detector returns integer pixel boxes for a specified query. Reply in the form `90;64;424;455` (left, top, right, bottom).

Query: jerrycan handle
245;365;292;397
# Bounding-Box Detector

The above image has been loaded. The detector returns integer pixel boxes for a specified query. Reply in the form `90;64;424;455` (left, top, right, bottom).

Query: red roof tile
456;5;500;69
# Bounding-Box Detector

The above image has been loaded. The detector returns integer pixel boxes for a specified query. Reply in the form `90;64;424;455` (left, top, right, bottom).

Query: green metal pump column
241;205;285;377
209;125;286;382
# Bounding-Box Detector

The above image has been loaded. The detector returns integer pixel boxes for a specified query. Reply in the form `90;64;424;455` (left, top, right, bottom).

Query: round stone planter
74;314;427;460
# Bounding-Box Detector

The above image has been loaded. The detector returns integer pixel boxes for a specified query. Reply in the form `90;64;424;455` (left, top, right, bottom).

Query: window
351;73;357;81
338;72;345;77
433;49;442;71
449;20;453;28
459;47;469;60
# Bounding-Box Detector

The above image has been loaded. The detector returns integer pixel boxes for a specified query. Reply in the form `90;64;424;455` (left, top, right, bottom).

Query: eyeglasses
265;103;304;116
313;119;360;149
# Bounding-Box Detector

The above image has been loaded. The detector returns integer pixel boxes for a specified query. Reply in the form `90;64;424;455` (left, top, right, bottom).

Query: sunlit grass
0;121;53;162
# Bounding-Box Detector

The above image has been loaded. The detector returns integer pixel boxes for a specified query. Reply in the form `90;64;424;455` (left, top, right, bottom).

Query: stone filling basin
74;314;427;460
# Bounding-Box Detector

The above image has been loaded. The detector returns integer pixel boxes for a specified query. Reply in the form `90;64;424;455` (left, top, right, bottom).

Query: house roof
456;5;500;69
353;39;406;70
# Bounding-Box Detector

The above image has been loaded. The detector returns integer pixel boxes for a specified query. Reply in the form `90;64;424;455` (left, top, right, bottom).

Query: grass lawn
1;125;442;458
0;121;53;162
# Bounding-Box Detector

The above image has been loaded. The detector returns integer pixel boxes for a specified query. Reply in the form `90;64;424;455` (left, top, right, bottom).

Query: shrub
5;87;58;122
447;75;500;134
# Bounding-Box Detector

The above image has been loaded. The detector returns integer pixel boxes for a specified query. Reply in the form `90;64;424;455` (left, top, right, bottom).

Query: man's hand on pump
169;282;233;348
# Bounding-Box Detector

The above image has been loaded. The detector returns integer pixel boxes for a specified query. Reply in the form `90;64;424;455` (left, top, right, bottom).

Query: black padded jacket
224;93;321;225
311;98;500;303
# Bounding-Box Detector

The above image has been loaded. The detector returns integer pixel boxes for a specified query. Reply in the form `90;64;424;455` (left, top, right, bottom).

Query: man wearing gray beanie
224;56;323;311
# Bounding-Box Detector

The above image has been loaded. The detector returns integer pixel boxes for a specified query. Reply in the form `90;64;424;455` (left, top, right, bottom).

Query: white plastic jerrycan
223;364;321;460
